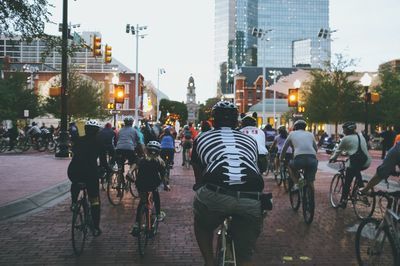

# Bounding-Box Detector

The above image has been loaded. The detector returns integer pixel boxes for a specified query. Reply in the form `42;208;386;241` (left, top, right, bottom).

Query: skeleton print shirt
191;127;264;192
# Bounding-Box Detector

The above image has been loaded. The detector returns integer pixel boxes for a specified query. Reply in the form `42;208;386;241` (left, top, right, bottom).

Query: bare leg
194;220;214;266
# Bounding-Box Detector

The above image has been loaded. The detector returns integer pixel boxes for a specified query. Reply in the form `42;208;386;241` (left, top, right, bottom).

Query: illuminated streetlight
360;73;372;135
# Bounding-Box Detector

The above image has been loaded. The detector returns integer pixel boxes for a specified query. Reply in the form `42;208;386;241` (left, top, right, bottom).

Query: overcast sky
46;0;400;103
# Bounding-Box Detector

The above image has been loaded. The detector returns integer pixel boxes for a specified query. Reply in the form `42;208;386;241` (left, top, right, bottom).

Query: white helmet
85;119;100;128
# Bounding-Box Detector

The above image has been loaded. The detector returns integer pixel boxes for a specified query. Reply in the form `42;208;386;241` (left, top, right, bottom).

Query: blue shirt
160;135;174;149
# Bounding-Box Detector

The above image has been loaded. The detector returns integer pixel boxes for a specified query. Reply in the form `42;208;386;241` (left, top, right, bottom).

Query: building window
248;91;253;99
124;98;129;109
239;92;244;98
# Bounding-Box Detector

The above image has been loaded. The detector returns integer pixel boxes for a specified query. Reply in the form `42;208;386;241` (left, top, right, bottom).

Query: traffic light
107;103;115;109
114;84;125;104
288;88;299;107
104;45;112;64
297;106;305;113
92;35;102;57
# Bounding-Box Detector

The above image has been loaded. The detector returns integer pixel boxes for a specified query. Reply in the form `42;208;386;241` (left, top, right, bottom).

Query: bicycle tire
329;173;343;208
302;184;315;224
37;139;47;152
137;205;148;257
280;164;289;192
107;172;123;206
275;165;282;186
71;202;86;256
20;138;30;152
264;154;271;176
0;140;7;153
355;218;398;266
352;180;376;220
289;178;300;211
128;168;139;198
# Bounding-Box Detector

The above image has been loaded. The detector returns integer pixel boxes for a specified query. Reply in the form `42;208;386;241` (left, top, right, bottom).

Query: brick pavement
0;149;394;265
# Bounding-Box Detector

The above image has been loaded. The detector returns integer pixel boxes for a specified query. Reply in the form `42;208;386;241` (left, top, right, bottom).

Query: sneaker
130;223;140;237
338;200;347;209
92;227;102;237
164;184;171;191
157;211;166;222
291;184;299;192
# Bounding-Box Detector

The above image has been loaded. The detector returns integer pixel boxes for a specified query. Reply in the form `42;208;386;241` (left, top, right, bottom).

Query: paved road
0;149;392;265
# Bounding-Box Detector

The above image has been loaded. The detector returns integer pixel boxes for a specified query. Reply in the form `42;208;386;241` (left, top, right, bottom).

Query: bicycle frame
216;217;237;266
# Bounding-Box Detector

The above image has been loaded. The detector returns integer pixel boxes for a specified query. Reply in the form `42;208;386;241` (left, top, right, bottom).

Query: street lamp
157;68;166;122
252;27;272;126
269;70;282;127
360;73;372;135
126;24;148;127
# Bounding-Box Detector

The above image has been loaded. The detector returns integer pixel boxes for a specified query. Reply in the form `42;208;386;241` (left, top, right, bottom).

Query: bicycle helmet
342;121;356;131
124;116;134;126
278;125;286;133
212;101;238;128
84;119;100;136
147;141;161;154
293;119;307;130
241;114;256;127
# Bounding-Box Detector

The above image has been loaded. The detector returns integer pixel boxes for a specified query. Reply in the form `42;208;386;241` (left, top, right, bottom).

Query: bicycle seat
77;182;87;190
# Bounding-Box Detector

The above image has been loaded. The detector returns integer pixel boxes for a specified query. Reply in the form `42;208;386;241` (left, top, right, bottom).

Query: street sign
24;110;29;118
292;113;303;118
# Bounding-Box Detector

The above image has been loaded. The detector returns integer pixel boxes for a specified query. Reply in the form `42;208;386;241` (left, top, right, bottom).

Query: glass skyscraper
215;0;330;95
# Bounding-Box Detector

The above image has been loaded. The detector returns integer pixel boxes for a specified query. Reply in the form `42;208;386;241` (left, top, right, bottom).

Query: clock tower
186;76;199;125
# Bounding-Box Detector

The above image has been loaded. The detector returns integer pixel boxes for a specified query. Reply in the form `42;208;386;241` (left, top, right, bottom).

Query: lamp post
252;27;272;126
157;68;166;122
360;73;372;136
55;0;70;158
126;24;147;127
269;70;282;127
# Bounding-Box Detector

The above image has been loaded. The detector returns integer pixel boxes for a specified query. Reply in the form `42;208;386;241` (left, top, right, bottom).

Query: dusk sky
46;0;400;103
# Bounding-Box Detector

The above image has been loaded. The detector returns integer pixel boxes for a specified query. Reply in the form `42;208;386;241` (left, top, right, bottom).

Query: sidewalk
0;153;70;220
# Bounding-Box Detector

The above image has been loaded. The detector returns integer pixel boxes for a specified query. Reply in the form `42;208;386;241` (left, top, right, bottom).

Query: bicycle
355;190;400;266
265;151;276;176
71;183;95;256
329;159;376;219
107;162;139;206
288;169;315;224
275;156;290;192
215;216;237;266
136;191;162;257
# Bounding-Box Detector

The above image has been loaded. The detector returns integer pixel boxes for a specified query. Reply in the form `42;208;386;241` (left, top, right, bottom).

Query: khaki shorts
193;186;262;260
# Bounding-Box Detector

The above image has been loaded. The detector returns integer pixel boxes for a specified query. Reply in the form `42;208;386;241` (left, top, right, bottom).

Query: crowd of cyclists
4;99;395;264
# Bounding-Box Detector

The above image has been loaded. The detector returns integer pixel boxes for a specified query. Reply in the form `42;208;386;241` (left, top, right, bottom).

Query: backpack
184;129;192;140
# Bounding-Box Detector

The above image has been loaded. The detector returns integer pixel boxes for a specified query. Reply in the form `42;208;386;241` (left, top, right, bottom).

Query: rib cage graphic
196;128;259;185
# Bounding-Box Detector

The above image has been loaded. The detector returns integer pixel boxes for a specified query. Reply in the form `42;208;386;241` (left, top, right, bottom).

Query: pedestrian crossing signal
107;103;115;109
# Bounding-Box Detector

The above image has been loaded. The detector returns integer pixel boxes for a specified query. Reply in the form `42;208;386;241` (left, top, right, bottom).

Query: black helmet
342;121;356;131
124;116;134;126
293;120;307;130
212;101;238;128
278;125;286;133
147;141;161;154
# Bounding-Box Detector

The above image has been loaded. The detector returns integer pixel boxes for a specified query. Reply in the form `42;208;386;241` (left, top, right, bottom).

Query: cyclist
26;122;41;143
115;116;140;183
160;127;175;169
329;122;371;208
240;112;268;173
280;120;318;191
263;123;277;148
67;119;102;236
181;125;193;166
131;141;168;236
192;101;265;266
361;141;400;193
97;123;116;174
271;125;293;175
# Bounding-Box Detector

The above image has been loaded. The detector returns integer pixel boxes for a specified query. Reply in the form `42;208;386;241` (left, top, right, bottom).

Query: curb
0;180;70;221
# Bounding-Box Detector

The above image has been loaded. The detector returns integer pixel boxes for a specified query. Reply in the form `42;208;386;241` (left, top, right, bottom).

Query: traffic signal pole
56;0;70;158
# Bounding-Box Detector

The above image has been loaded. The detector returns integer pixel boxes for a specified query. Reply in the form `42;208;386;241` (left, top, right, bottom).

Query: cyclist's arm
330;137;348;161
280;137;291;161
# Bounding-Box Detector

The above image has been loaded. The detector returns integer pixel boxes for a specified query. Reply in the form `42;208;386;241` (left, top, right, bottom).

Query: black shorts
116;149;137;165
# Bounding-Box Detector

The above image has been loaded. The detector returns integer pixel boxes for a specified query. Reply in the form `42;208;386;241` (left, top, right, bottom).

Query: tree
159;99;188;125
0;0;53;38
302;54;364;136
197;97;220;122
374;69;400;126
0;72;42;122
43;69;109;121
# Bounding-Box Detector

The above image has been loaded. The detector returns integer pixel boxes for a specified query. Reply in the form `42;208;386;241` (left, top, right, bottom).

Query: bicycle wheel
280;164;289;192
289;178;300;211
107;172;123;205
329;174;343;208
302;184;315;224
71;202;86;256
137;206;149;257
275;163;282;186
352;180;376;220
37;138;47;152
215;227;225;266
355;218;398;266
0;140;7;153
129;169;139;198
